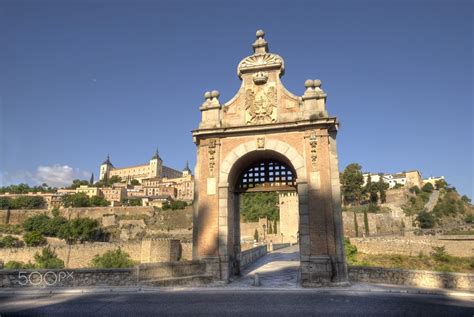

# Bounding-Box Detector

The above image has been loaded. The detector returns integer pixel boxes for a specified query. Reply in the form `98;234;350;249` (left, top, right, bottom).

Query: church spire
151;147;161;160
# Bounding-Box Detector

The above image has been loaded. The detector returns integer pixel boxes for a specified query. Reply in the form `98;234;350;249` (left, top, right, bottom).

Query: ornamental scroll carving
208;139;217;176
245;86;277;125
309;132;317;169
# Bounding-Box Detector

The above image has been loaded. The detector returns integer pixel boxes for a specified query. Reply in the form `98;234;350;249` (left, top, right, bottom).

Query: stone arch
219;139;307;187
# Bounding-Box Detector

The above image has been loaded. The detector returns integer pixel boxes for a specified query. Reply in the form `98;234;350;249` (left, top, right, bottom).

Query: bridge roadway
1;246;473;316
230;244;300;288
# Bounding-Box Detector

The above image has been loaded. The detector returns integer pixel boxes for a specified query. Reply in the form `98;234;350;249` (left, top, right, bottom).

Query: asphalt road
0;289;473;316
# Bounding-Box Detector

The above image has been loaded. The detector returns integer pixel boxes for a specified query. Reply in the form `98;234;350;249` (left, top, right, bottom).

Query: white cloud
34;165;91;187
1;165;91;188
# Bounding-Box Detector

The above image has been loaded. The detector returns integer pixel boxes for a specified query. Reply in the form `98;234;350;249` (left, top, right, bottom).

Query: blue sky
0;0;472;197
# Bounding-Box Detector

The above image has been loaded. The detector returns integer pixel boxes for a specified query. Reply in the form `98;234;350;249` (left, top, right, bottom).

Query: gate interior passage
237;160;296;192
192;30;349;286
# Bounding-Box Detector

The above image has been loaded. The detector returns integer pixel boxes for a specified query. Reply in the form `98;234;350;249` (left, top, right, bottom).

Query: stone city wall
342;212;414;238
0;239;184;268
350;236;474;257
0;206;156;225
348;266;474;291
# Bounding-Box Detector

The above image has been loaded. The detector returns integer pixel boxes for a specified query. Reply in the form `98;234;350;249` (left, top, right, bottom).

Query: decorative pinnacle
304;79;322;89
253;29;268;54
204;90;219;100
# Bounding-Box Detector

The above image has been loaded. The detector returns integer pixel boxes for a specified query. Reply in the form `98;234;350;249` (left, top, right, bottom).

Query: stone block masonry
349;266;474;291
0;239;182;269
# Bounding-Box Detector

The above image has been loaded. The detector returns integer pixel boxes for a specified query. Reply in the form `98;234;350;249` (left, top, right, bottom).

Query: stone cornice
192;117;339;141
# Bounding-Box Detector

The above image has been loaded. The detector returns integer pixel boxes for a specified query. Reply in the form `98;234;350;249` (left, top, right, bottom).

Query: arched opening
226;150;300;277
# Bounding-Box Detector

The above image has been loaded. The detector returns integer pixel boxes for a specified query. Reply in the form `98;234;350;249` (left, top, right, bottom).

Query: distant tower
90;173;94;185
99;155;113;181
182;160;192;177
149;148;163;178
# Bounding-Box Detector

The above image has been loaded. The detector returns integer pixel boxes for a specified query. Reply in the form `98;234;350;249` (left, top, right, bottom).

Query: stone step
140;275;215;287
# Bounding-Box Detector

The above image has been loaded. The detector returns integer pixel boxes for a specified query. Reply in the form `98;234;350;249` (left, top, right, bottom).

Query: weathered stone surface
349;266;474;291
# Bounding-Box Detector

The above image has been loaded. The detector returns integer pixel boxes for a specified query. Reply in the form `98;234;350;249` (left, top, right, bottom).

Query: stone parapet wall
0;268;138;288
0;239;185;268
348;266;474;291
350;236;474;257
138;261;206;281
239;245;267;269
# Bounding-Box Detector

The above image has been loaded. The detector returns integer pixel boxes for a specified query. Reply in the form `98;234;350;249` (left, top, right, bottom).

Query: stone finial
253;29;268;54
204;91;211;100
303;79;326;99
210;90;220;99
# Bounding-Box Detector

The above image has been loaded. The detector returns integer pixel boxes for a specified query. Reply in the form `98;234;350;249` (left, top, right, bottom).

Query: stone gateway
192;30;348;286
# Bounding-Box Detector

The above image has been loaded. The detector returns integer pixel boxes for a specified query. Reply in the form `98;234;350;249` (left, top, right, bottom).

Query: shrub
254;229;259;242
430;246;449;262
163;200;188;210
51;207;60;218
91;249;135;268
0;235;24;248
4;260;35;269
344;238;358;262
421;183;434;193
62;192;91;207
393;183;404;189
90;195;109;207
0;224;22;235
416;211;435;229
409;186;421;195
23;214;51;234
461;195;472;204
34;246;64;269
465;214;474;224
23;231;47;247
58;218;100;243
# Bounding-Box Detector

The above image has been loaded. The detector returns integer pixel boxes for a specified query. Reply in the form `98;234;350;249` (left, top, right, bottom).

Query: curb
0;284;472;298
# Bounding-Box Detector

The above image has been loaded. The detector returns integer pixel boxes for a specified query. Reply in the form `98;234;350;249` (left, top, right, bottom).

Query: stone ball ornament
304;79;314;88
256;29;265;38
211;90;220;99
204;91;211;100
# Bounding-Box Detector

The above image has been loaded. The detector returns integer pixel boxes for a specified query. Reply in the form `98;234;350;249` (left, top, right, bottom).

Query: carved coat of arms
245;86;277;124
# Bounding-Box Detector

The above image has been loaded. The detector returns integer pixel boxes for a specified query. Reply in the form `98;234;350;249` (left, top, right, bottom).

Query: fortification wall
0;206;156;225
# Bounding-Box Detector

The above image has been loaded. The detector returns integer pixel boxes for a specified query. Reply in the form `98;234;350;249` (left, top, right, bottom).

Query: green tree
90;195;109;207
23;214;51;234
344;238;358;262
23;231;47;246
34;246;64;269
363;209;369;236
253;229;259;242
273;219;278;234
68;179;90;189
421;183;434;193
62;193;91;207
130;179;140;186
461;195;471;204
416;211;436;229
91;249;135;268
58;218;100;243
435;179;448;190
241;192;279;222
377;175;388;203
122;198;142;206
341;163;364;206
353;211;359;237
108;175;122;184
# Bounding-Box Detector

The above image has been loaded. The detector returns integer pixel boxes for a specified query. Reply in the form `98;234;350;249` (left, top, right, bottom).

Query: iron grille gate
237;160;296;192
